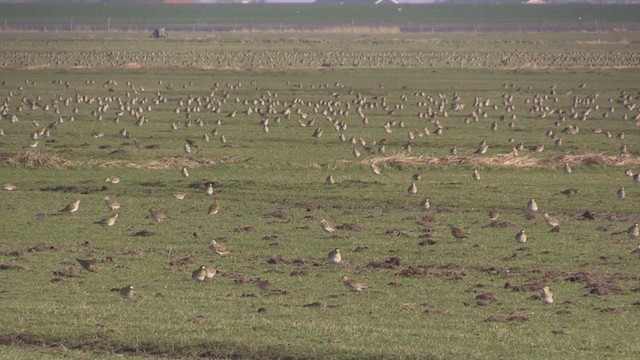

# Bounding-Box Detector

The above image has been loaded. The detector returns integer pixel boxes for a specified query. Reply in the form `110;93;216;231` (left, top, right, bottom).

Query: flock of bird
1;64;640;308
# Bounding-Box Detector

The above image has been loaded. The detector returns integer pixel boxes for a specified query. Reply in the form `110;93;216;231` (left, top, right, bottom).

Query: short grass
1;32;640;359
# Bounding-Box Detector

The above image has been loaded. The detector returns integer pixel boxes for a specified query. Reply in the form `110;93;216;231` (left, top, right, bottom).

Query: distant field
0;4;639;31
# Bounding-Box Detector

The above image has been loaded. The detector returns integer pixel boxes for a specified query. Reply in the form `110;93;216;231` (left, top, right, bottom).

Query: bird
488;208;500;221
181;167;190;178
174;192;186;200
256;278;286;294
472;170;481;181
205;183;214;196
327;248;342;264
203;265;217;279
560;188;579;197
412;173;422;181
474;144;488;154
320;218;336;235
3;184;17;191
111;285;134;300
209;239;230;256
341;275;367;292
105;177;120;184
76;258;98;272
616;186;625;199
450;145;458;155
208;200;220;215
370;163;381;175
148;208;169;223
543;213;560;228
628;223;639;240
540;286;554;304
527;198;538;213
325;175;336;185
96;213;118;227
450;225;468;241
59;200;80;214
563;163;572;174
103;196;120;211
515;230;527;243
407;182;418;195
632;246;640;255
421;198;431;211
192;266;207;282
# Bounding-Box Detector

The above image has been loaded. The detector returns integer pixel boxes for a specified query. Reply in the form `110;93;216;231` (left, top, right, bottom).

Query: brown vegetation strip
364;154;640;168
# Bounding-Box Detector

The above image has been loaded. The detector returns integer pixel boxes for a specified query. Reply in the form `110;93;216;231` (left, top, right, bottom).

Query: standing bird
103;196;121;211
421;198;431;211
76;258;98;273
205;183;214;196
148;208;169;223
543;213;560;229
472;170;481;181
628;223;639;240
256;278;286;294
341;275;367;292
488;208;500;221
192;266;207;282
515;230;527;243
59;200;80;214
320;218;336;235
209;239;230;256
181;167;190;178
96;213;118;227
616;186;625;200
540;286;554;304
325;175;336;185
407;182;418;195
370;163;381;175
563;162;572;174
111;285;134;300
450;225;468;241
208;200;220;215
203;265;217;280
527;198;538;213
327;248;342;265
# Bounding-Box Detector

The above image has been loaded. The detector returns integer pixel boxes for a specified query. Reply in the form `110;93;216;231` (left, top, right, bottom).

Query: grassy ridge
0;4;639;25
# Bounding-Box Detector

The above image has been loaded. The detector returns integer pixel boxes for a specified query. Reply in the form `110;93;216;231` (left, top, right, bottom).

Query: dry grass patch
0;151;73;168
364;153;640;168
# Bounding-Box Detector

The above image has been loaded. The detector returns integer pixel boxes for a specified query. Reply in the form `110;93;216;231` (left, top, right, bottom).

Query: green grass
1;32;640;359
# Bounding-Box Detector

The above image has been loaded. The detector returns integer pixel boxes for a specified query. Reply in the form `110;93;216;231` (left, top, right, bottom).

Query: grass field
1;29;640;359
0;4;639;27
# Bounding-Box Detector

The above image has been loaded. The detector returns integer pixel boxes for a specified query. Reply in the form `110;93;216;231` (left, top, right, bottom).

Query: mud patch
40;185;107;194
366;256;401;269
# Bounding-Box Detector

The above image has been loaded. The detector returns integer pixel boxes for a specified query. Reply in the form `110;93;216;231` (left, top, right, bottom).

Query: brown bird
472;170;481;181
327;248;342;265
540;286;554;304
111;285;134;300
208;200;220;215
514;230;527;243
95;213;118;227
103;196;121;211
488;208;500;221
560;188;579;197
203;265;217;279
527;198;538;213
256;278;286;294
76;258;98;272
407;182;418;195
450;225;468;241
192;265;207;282
148;208;169;223
209;239;230;256
631;245;640;255
341;275;367;292
320;218;336;235
59;200;80;214
628;223;639;240
325;175;336;185
616;186;625;199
